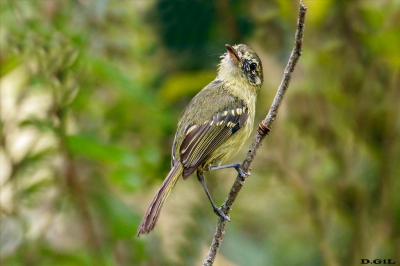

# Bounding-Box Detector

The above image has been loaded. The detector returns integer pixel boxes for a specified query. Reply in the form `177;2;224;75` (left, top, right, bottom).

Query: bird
137;44;263;237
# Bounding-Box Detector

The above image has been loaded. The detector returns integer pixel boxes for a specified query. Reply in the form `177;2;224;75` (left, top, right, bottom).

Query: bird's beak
226;44;242;67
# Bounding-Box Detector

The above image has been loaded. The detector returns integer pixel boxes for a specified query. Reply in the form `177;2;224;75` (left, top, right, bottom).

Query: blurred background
1;0;399;265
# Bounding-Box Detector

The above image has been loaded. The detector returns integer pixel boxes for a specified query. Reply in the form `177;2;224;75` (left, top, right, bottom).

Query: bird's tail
137;163;183;237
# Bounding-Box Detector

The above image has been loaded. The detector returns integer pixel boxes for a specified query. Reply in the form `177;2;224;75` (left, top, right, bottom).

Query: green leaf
0;56;21;77
66;135;138;167
160;71;215;102
92;191;141;239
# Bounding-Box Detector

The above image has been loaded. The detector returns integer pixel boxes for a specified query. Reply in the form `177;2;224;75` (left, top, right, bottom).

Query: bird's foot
234;163;251;178
213;207;231;222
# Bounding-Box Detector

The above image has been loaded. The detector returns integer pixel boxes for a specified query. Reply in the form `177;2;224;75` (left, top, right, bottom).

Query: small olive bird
137;44;263;237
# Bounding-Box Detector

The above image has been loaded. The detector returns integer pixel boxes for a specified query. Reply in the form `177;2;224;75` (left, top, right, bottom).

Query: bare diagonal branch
203;2;307;265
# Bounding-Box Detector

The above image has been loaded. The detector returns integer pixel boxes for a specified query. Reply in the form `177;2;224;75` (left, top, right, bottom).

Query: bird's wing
179;103;248;179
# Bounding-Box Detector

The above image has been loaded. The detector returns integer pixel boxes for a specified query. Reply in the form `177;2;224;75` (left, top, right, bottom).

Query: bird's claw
234;164;251;178
214;207;231;222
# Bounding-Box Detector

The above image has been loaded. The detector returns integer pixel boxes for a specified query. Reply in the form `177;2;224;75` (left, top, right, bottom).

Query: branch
202;2;307;265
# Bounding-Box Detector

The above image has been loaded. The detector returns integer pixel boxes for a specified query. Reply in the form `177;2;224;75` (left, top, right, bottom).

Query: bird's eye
250;63;257;71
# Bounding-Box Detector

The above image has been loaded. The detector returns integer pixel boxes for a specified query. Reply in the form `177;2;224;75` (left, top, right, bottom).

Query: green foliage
1;0;399;265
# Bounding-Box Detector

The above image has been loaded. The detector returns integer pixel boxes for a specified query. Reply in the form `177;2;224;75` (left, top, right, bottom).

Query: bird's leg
196;170;230;222
209;163;250;178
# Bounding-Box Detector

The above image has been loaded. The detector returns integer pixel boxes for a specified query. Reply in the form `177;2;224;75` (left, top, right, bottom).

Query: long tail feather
137;163;183;237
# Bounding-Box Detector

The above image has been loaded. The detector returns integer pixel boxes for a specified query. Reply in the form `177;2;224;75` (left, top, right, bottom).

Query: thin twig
202;1;307;265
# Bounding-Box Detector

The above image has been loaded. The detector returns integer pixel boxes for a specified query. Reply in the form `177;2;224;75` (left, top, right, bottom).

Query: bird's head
218;44;263;88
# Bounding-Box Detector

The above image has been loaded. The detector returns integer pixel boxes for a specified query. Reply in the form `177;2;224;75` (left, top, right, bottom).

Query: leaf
159;71;215;102
19;118;56;132
66;135;138;167
92;191;141;239
85;56;155;105
0;56;21;77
